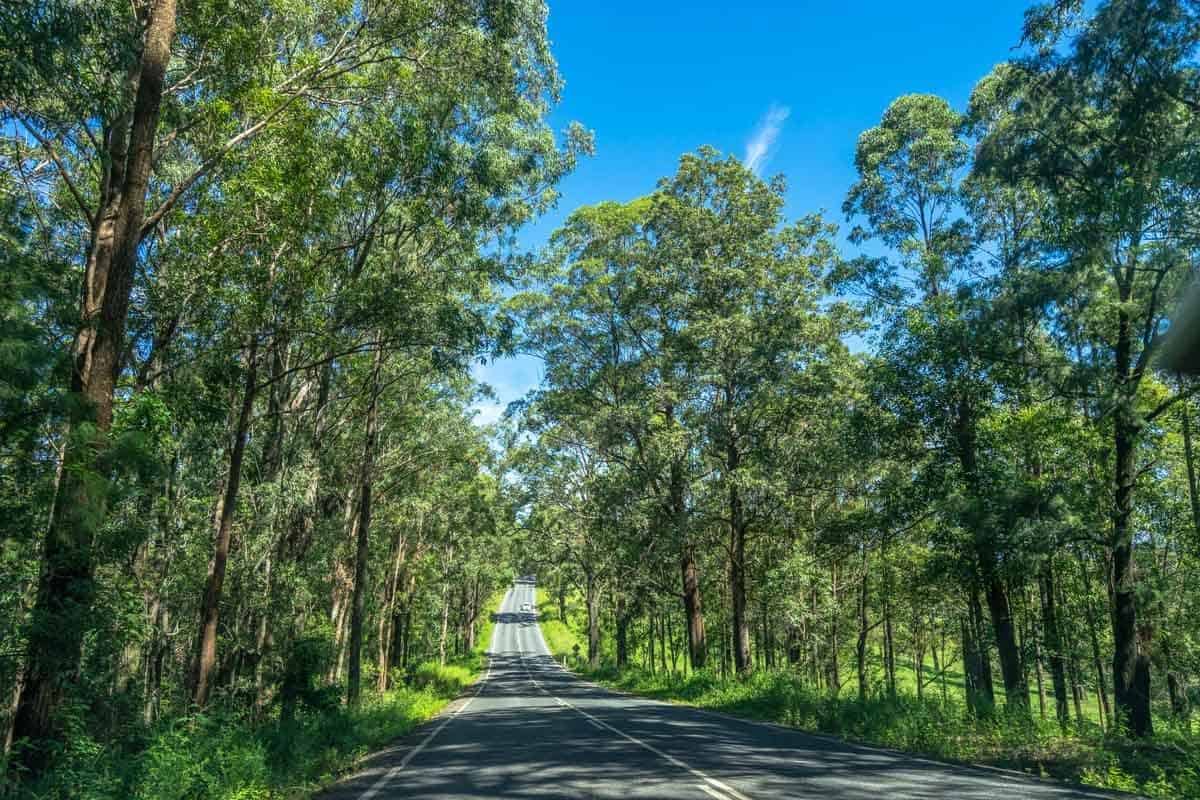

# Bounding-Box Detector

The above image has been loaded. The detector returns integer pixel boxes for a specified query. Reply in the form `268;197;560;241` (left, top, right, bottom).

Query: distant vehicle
520;603;531;612
515;574;537;584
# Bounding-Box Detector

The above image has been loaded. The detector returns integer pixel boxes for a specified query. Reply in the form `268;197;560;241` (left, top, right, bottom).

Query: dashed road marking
542;676;753;800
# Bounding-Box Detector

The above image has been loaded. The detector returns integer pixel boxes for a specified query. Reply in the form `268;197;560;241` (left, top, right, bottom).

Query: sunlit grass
534;588;585;664
21;595;509;800
531;590;1197;799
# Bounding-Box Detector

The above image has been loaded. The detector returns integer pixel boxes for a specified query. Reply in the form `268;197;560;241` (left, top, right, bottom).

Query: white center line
698;784;734;800
519;588;752;798
538;667;753;800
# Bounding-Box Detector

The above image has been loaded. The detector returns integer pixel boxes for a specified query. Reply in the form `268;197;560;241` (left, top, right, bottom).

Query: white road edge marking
357;592;502;800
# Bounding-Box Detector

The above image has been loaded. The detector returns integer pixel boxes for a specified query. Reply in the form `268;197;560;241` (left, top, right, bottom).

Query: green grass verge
17;677;462;800
582;665;1199;798
535;589;583;663
533;589;1198;799
17;592;510;800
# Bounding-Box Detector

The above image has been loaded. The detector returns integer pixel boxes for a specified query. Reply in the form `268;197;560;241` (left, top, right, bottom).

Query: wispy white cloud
743;104;790;175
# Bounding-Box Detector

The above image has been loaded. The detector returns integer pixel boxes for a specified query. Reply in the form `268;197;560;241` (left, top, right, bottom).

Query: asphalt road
322;581;1121;799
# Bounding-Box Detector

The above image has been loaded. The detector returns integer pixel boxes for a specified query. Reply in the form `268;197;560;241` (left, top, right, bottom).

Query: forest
2;0;1199;798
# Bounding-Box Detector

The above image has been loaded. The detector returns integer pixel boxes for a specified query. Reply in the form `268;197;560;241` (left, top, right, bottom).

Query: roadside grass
535;590;582;663
17;593;505;800
19;676;461;800
536;589;1198;798
476;588;502;659
584;665;1199;798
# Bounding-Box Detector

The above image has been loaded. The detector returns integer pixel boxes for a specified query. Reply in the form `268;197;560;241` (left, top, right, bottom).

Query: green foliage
410;662;476;697
3;0;1200;795
17;684;460;800
586;664;1200;799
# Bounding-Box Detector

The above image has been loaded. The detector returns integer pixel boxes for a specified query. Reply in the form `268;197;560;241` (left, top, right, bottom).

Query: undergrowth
579;664;1200;799
10;667;469;800
8;591;506;800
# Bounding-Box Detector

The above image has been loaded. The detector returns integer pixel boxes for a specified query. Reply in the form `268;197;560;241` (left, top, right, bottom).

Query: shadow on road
489;611;538;625
319;651;1107;799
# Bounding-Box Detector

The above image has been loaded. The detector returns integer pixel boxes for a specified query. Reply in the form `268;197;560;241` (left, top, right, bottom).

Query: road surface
323;581;1120;799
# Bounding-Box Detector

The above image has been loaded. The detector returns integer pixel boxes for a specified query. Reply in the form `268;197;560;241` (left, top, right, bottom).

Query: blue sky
471;0;1036;424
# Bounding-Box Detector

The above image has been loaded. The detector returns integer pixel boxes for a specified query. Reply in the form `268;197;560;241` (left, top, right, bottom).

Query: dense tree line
4;0;1200;796
0;0;586;790
513;0;1200;749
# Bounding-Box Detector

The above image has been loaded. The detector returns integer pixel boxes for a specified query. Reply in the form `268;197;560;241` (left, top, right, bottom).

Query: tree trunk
1075;552;1112;729
883;591;896;700
585;573;601;670
1039;563;1070;730
1111;302;1152;737
1182;397;1200;546
671;443;707;670
1069;652;1086;723
400;587;414;670
438;583;451;666
377;532;407;691
346;349;382;705
729;456;751;675
329;530;354;684
192;338;259;707
985;578;1026;713
1168;672;1189;719
667;605;679;673
615;596;630;669
827;563;839;694
13;0;178;769
965;589;995;715
142;603;167;725
857;556;869;703
681;549;707;669
647;610;656;674
1112;417;1151;736
252;553;274;715
955;396;1026;714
